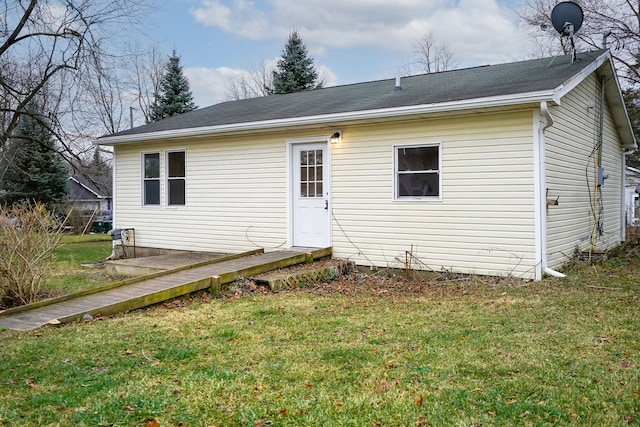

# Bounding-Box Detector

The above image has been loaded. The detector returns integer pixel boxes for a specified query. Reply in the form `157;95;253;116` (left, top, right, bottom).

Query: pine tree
0;102;68;211
271;31;323;95
149;50;197;122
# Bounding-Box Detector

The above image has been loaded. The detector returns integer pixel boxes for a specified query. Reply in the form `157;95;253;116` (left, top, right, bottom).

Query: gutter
97;90;557;146
538;101;566;279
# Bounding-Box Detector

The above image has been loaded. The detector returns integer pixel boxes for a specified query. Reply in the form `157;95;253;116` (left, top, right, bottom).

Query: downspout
107;146;118;260
539;101;566;278
622;150;633;241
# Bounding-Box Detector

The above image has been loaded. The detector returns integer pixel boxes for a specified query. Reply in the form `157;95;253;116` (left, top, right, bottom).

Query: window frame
142;151;161;206
166;149;186;207
393;143;442;201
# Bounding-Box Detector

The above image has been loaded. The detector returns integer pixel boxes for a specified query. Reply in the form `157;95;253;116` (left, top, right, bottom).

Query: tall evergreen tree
271;31;323;95
149;50;197;122
0;102;68;211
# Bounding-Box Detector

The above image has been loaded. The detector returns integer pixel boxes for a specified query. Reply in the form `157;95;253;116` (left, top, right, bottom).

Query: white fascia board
555;51;636;149
97;90;556;146
553;51;610;100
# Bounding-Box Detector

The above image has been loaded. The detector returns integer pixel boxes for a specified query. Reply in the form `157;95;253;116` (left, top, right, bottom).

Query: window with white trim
167;150;186;206
143;152;160;205
395;144;440;199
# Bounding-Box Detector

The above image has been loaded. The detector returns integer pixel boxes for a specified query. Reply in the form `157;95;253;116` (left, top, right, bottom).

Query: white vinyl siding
114;111;537;278
111;78;626;280
544;74;624;268
115;134;289;253
331;110;537;278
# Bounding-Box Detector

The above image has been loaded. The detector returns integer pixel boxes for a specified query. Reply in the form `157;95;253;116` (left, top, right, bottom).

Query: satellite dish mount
550;1;584;63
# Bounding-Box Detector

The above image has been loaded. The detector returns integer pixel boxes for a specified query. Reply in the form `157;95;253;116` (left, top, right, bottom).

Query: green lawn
0;244;638;426
45;235;115;296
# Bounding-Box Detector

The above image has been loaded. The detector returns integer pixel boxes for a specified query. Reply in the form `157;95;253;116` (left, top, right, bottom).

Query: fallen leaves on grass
141;418;160;427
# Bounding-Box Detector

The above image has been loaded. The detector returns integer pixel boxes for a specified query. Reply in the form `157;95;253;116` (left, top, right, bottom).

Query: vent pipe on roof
394;75;402;91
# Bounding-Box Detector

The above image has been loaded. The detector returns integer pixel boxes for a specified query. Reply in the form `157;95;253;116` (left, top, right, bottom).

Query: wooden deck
0;247;331;332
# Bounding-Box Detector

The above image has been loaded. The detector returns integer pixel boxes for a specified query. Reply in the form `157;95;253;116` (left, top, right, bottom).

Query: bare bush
0;202;62;308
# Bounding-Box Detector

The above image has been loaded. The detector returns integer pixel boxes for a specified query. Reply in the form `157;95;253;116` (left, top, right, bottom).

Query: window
167;150;186;206
143;153;160;205
300;149;323;198
395;144;440;199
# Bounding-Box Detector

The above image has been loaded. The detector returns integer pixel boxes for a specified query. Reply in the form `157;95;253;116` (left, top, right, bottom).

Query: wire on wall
331;210;375;265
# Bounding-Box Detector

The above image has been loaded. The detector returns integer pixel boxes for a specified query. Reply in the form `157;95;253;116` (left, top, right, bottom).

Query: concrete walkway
0;248;330;332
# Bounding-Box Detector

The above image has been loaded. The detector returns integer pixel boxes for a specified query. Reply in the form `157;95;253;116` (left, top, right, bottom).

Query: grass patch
60;233;112;244
45;238;115;296
0;248;638;426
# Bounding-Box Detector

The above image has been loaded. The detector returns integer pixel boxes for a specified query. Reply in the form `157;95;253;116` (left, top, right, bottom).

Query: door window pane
299;149;324;198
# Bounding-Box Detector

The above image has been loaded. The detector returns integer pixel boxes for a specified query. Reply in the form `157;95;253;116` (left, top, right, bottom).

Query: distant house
98;49;636;280
625;167;640;226
67;176;112;231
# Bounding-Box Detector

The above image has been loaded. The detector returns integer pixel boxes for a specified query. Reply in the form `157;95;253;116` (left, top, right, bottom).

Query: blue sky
147;0;535;107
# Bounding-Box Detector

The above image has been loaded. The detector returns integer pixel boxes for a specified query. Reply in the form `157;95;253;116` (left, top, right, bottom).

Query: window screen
143;153;160;205
167;151;185;206
396;145;440;198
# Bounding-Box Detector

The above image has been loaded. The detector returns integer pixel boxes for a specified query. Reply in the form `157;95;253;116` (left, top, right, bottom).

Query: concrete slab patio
104;251;230;276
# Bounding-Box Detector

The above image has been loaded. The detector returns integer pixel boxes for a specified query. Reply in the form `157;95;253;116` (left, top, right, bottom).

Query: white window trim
141;151;161;207
166;149;186;207
393;142;442;201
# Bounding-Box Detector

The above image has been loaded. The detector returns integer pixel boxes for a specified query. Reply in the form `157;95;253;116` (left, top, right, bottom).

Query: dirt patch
219;259;521;300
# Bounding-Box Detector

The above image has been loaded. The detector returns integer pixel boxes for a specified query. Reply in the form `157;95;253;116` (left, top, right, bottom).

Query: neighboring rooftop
68;175;111;199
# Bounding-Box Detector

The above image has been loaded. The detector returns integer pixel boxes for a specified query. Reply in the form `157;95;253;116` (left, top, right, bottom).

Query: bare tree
226;58;330;101
0;0;155;169
226;60;275;101
128;44;165;123
519;0;640;87
402;31;459;76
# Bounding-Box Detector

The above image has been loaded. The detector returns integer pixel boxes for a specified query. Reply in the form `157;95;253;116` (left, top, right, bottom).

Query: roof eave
68;176;105;198
555;50;636;149
97;90;557;146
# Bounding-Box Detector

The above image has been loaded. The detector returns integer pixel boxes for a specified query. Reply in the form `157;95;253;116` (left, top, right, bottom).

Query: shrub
0;202;62;308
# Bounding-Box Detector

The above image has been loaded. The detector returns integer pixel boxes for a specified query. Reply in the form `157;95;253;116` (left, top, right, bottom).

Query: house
625;167;640;225
67;176;113;232
98;49;636;280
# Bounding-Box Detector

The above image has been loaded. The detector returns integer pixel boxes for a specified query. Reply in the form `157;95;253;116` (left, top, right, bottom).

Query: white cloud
185;66;243;106
185;60;339;107
183;0;537;105
189;0;277;40
188;0;532;65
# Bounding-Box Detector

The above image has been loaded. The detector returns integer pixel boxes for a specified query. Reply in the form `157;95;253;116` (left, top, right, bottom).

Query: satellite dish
550;1;584;62
551;1;583;36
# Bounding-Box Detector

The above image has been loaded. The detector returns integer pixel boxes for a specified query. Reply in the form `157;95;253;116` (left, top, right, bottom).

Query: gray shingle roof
107;50;607;139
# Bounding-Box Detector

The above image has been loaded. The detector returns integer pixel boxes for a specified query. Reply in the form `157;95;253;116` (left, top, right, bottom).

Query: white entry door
292;142;330;248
